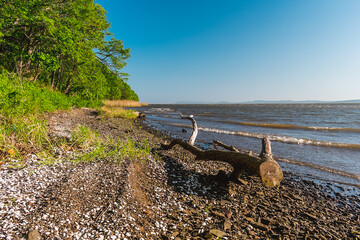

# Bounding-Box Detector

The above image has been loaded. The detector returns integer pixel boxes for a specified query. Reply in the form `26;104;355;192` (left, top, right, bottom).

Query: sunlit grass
71;125;101;149
0;115;53;159
99;106;138;119
71;128;152;164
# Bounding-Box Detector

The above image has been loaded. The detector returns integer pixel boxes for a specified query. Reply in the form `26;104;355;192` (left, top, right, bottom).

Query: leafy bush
0;72;76;116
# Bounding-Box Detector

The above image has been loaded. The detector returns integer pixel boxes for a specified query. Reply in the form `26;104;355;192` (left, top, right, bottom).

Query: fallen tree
160;115;283;187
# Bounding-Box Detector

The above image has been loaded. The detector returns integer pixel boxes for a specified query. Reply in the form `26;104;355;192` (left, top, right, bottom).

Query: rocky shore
1;108;359;239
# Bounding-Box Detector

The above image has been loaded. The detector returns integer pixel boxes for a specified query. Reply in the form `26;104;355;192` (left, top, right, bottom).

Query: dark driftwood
161;137;283;187
260;137;272;158
213;140;239;152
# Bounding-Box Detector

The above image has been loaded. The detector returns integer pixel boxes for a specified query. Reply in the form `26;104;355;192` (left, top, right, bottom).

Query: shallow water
136;104;360;187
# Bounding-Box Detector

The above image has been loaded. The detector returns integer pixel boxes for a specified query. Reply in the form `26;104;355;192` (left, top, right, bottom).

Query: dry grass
103;100;149;108
99;106;138;119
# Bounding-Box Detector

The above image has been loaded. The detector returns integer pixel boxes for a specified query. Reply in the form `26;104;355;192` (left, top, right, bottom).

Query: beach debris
168;115;283;187
160;137;283;187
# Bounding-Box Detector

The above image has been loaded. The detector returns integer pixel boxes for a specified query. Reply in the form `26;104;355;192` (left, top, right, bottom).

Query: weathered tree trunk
63;65;76;94
160;137;283;187
51;70;56;88
63;76;72;94
32;71;40;82
31;62;41;82
54;68;61;89
180;114;198;146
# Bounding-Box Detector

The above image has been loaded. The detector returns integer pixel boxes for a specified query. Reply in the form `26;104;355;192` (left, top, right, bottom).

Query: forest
0;0;138;111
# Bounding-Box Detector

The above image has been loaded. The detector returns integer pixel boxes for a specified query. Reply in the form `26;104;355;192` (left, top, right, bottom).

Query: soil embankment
1;108;359;239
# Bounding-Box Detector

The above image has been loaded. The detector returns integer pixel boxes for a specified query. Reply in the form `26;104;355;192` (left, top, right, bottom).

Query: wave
163;122;360;149
154;121;360;183
217;121;360;133
199;127;360;150
275;157;360;182
200;127;360;149
148;108;175;113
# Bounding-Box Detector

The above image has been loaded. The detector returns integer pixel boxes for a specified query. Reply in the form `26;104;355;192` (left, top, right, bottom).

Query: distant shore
174;99;360;104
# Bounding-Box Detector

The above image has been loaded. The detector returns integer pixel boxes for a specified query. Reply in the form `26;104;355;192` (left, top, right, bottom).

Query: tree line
0;0;138;102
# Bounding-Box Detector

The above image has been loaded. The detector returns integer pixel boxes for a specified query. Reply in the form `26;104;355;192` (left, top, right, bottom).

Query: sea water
136;104;360;187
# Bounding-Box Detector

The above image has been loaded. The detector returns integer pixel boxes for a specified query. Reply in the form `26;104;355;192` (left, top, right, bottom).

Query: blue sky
98;0;360;103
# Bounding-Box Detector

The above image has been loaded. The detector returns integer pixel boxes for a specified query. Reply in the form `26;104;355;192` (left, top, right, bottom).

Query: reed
99;106;138;119
103;100;148;108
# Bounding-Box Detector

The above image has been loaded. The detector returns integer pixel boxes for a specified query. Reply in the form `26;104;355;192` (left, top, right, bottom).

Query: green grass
0;71;103;117
71;125;101;149
72;130;152;164
0;115;52;159
0;72;72;116
0;71;98;160
0;71;152;166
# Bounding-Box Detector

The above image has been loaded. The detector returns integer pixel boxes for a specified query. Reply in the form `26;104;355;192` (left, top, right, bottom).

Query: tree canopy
0;0;138;102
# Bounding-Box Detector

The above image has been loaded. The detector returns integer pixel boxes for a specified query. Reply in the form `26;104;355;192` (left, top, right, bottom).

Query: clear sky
98;0;360;103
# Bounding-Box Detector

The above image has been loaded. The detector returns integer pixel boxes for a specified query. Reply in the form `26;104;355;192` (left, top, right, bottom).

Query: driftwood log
180;114;198;146
160;115;283;187
213;140;239;152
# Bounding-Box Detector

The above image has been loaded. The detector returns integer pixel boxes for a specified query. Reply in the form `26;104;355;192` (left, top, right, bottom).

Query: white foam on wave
148;108;174;113
199;127;360;149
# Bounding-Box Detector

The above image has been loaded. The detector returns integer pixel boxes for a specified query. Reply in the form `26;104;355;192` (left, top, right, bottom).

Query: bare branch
180;114;198;146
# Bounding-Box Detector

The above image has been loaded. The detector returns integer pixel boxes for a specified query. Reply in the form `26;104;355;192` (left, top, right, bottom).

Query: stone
224;219;232;231
212;210;225;218
239;179;248;185
251;221;270;231
28;230;41;240
304;213;318;220
291;194;303;201
209;229;227;238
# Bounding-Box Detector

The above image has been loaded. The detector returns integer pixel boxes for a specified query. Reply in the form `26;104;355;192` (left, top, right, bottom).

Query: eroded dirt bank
1;108;359;239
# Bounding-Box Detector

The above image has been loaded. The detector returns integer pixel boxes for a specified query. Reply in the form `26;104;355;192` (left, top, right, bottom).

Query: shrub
0;72;76;116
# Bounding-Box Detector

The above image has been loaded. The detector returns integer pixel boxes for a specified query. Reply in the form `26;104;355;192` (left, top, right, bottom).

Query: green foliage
0;71;83;116
0;0;138;104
